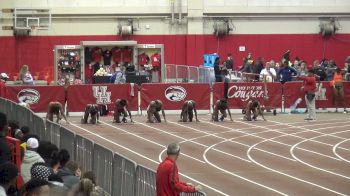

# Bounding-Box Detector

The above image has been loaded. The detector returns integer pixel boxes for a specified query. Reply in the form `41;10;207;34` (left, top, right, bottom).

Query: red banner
284;81;350;108
212;82;282;109
67;84;138;112
140;83;210;110
6;86;65;112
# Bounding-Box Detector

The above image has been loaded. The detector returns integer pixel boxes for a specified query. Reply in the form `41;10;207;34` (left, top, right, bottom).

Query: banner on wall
212;82;282;109
284;81;350;108
6;86;65;112
140;83;210;110
67;84;138;112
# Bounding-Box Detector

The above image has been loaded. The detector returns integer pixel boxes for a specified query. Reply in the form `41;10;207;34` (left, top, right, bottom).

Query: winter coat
21;150;44;183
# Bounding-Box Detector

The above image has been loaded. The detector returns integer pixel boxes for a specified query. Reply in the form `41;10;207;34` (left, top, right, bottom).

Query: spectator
225;53;234;71
37;141;59;164
58;149;70;168
312;60;327;81
57;160;81;189
0;112;11;165
269;60;277;72
20;126;32;143
260;62;276;82
21;178;50;196
277;61;298;84
156;143;201;196
31;162;53;181
326;59;338;81
252;57;264;80
214;57;222;82
49;151;61;173
8;120;20;138
282;50;291;65
296;61;308;77
21;138;45;183
19;65;34;85
344;56;350;81
0;162;18;195
68;178;94;196
298;69;318;121
48;174;69;196
82;171;104;195
0;73;9;98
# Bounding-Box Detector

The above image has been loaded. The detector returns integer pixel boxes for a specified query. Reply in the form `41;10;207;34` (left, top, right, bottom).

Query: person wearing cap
0;73;9;98
0;162;18;195
298;70;319;121
156;143;202;196
21;138;44;183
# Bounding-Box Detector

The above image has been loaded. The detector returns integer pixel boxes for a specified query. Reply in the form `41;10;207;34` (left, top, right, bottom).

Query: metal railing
0;98;207;196
164;64;214;84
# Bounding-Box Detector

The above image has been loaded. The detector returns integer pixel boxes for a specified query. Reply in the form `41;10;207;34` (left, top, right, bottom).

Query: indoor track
63;113;350;196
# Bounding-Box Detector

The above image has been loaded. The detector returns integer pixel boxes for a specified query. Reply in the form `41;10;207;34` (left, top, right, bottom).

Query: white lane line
135;121;252;163
69;123;229;196
333;139;350;164
99;120;205;164
202;142;289;196
246;139;347;196
290;129;350;180
170;121;296;161
202;121;339;160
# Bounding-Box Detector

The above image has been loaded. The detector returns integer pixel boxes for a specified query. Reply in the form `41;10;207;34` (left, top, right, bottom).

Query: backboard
14;8;51;30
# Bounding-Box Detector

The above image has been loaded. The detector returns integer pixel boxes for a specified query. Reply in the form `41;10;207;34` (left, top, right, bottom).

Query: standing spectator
21;138;45;183
0;112;11;165
252;57;264;81
331;68;347;113
345;56;350;81
21;178;51;196
298;70;318;121
269;60;277;73
214;57;222;82
260;62;276;82
19;65;34;85
312;60;327;81
0;162;18;195
82;171;104;195
0;73;9;98
57;160;81;189
326;59;338;81
68;178;94;196
58;149;70;168
156;143;201;196
225;53;234;71
30;162;53;181
277;61;298;84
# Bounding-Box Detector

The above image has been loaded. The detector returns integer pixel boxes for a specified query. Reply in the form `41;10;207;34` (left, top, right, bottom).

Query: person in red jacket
298;70;318;121
156;143;202;196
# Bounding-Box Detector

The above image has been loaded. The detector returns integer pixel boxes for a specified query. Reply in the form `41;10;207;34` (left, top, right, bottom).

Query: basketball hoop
30;25;37;35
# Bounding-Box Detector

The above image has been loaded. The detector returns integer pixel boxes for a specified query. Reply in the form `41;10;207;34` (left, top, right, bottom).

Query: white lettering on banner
92;86;111;104
316;83;327;100
227;85;265;101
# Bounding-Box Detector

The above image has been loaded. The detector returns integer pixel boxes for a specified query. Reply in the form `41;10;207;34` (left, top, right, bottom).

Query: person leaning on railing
156;143;202;196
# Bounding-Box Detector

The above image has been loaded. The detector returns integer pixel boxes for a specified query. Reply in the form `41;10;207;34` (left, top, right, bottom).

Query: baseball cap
0;73;9;79
27;138;39;149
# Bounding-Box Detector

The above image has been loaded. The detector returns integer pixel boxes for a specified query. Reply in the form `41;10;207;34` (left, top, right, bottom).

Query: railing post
187;66;190;83
175;65;178;83
197;67;200;83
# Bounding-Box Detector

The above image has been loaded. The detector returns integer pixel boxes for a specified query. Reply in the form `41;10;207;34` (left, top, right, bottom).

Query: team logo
92;86;111;104
17;89;40;104
227;85;265;101
165;86;187;102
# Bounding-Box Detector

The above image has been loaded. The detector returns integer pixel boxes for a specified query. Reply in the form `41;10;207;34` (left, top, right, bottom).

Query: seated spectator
0;162;18;195
312;60;327;81
21;178;50;196
0;73;9;98
277;61;298;84
260;62;276;82
57;160;81;189
31;162;54;181
19;64;34;85
0;112;11;165
21;138;45;183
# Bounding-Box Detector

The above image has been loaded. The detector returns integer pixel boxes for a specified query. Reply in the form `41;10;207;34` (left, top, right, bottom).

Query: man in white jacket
21;138;44;183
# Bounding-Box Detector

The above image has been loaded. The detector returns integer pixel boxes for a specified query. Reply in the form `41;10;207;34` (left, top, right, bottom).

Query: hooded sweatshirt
57;167;80;189
21;150;44;183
